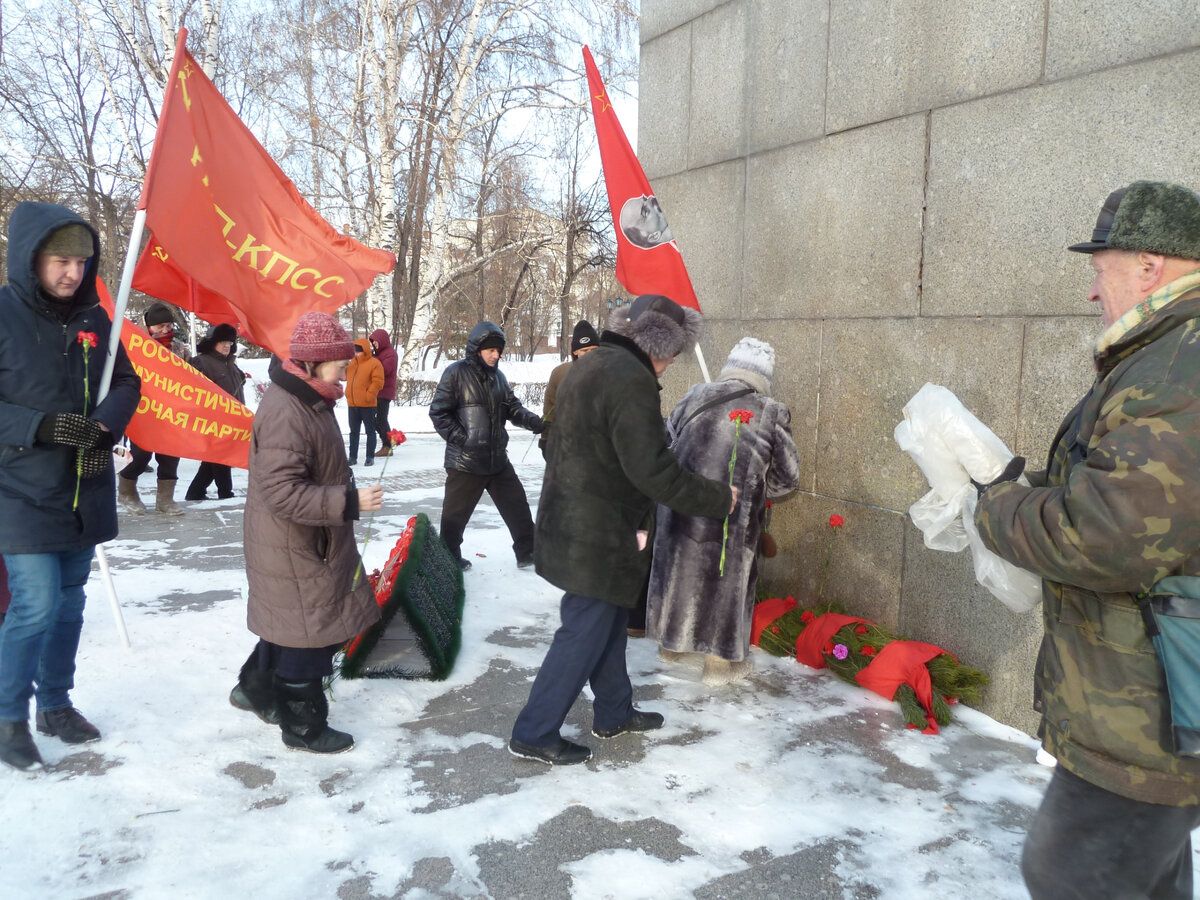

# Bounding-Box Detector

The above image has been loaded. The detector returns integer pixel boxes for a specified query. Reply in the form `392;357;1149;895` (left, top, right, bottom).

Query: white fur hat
719;337;775;395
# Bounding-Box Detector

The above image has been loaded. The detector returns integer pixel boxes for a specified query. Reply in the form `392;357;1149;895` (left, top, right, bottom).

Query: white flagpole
695;344;712;384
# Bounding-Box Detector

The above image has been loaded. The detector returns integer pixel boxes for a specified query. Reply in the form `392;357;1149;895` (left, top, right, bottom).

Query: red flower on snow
76;331;98;348
387;429;407;446
829;514;844;528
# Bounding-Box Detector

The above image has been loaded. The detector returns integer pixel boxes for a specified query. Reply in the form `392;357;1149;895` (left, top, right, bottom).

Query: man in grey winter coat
0;203;140;772
429;321;543;570
510;294;737;765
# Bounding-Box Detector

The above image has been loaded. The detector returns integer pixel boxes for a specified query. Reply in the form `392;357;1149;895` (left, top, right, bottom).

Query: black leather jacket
429;322;542;475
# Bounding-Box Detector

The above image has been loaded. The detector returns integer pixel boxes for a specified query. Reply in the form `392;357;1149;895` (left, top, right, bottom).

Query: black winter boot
274;677;354;754
229;650;279;725
0;720;44;771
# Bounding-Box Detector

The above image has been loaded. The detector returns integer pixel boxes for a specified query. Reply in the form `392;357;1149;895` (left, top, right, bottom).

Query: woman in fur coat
647;338;801;686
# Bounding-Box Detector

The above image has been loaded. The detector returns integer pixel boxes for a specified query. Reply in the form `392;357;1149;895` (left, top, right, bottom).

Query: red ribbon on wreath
794;613;872;668
855;640;950;734
343;517;416;658
750;595;798;645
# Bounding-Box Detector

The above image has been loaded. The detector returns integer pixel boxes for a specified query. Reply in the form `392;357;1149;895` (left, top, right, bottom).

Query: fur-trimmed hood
605;294;702;360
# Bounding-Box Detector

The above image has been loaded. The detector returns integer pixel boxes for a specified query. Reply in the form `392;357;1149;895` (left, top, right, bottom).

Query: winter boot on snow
155;479;184;516
274;677;354;754
701;655;753;687
117;476;147;515
229;651;278;724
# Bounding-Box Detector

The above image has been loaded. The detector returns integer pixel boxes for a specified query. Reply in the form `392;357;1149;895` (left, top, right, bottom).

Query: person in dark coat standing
232;312;382;754
185;322;246;501
0;203;140;772
510;295;737;765
648;337;801;686
429;321;543;570
538;320;599;459
117;302;186;516
369;329;399;457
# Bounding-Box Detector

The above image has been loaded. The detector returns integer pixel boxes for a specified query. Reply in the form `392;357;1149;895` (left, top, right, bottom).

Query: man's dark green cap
1069;180;1200;260
38;223;94;258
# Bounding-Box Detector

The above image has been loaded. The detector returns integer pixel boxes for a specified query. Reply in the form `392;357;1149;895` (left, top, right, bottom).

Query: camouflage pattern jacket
976;278;1200;807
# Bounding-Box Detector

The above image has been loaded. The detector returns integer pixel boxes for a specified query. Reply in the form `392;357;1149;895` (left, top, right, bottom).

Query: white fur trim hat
719;337;775;395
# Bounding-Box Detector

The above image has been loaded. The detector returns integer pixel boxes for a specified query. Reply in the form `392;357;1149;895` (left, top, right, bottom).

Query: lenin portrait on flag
619;195;675;249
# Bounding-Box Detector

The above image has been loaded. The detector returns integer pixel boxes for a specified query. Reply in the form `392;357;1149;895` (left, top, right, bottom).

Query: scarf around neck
282;358;344;406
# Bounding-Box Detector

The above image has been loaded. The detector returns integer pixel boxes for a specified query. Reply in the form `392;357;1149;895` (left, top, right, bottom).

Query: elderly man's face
36;254;88;299
479;348;501;367
1088;249;1150;328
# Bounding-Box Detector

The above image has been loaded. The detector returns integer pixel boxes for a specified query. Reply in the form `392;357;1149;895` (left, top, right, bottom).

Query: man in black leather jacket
429;321;543;570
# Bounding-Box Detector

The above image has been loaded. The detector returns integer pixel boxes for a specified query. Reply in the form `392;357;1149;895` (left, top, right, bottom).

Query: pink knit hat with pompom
288;312;354;362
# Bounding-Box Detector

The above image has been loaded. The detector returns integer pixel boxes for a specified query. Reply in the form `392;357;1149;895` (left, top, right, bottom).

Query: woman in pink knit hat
230;312;383;754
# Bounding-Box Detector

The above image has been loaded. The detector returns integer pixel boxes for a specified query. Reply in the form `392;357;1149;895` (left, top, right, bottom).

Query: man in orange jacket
345;337;384;466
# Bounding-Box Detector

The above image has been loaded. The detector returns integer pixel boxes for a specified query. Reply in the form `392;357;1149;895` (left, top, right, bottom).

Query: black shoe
516;556;534;569
508;736;591;765
458;558;472;571
275;677;354;754
592;709;664;739
185;492;208;502
216;492;236;500
363;457;375;467
230;654;279;725
35;706;101;744
0;720;43;771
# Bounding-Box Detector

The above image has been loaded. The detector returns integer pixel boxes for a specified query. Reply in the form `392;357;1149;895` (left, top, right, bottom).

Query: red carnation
770;624;781;634
728;408;755;424
829;514;844;528
76;331;98;348
861;645;877;657
854;624;868;635
800;609;815;624
388;429;407;446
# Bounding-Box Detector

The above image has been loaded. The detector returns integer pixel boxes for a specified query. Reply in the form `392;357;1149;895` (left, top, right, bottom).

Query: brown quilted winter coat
244;367;378;647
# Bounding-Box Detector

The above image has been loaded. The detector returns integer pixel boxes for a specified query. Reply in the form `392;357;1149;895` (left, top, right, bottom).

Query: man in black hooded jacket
0;202;140;771
429;321;543;570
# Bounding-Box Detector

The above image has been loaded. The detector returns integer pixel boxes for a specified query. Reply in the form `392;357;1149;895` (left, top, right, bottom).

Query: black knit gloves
77;446;111;479
36;413;103;449
971;456;1026;495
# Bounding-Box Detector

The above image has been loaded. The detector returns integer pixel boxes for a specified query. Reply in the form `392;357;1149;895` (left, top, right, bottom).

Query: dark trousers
1023;765;1200;900
512;592;635;747
186;462;233;499
439;463;534;563
251;639;339;681
120;443;179;481
347;406;377;461
376;397;394;447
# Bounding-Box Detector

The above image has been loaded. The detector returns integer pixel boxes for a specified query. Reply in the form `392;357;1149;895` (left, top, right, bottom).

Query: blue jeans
0;548;96;722
512;592;634;747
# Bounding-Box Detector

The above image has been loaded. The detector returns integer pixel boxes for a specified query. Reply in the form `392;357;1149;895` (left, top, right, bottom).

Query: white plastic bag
894;383;1041;613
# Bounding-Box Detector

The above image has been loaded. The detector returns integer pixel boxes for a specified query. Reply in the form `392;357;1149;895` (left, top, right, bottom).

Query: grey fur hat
719;337;775;395
1069;180;1200;259
606;294;702;360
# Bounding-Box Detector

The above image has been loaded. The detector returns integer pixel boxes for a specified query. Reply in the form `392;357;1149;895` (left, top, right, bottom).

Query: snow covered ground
1;353;1194;898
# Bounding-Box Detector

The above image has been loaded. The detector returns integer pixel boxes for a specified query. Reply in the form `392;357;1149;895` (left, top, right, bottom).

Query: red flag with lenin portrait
136;31;395;358
583;45;699;311
98;280;253;469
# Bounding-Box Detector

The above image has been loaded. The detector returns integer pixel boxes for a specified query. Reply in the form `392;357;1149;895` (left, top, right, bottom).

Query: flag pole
695;345;712;384
90;28;190;649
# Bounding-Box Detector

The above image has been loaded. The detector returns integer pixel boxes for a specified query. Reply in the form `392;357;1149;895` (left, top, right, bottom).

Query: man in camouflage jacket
975;181;1200;900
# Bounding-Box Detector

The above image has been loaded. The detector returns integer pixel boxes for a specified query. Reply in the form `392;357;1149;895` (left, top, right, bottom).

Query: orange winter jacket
345;338;385;407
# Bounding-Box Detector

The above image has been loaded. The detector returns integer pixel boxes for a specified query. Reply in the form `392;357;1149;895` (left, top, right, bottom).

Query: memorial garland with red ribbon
752;596;988;733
